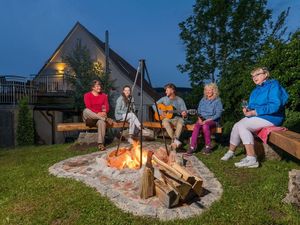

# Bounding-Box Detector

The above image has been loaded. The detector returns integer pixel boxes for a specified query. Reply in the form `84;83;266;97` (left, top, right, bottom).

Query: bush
17;97;34;146
283;109;300;132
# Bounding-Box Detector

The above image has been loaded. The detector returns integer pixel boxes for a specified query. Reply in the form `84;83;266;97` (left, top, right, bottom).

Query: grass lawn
0;143;299;225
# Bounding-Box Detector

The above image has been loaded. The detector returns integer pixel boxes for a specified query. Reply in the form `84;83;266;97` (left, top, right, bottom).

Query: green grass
0;144;299;225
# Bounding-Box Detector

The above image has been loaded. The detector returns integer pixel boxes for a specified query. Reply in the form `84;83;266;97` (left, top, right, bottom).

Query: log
154;179;180;208
172;163;196;184
139;151;155;199
152;155;182;178
192;177;203;197
160;170;191;200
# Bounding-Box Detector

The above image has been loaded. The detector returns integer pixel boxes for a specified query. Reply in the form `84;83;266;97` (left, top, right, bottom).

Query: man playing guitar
153;83;187;149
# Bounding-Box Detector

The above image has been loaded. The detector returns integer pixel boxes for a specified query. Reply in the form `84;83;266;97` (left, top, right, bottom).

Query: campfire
107;140;148;169
105;140;203;208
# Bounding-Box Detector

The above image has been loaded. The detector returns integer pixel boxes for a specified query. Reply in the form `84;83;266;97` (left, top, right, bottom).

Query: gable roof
37;22;159;99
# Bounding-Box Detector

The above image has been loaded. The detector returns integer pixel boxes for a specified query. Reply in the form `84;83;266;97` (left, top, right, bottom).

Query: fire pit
49;141;223;220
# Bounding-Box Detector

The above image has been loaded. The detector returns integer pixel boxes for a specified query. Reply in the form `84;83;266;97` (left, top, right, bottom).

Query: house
0;22;158;146
33;22;158;144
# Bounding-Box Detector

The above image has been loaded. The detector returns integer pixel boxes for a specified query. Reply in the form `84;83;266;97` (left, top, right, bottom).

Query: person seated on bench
221;67;289;168
185;83;223;155
115;85;148;143
153;83;187;150
83;80;112;151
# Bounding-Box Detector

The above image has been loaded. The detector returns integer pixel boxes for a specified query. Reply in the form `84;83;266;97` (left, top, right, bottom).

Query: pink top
84;92;110;113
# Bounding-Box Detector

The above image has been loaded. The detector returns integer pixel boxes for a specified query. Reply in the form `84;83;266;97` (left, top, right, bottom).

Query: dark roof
37;22;159;99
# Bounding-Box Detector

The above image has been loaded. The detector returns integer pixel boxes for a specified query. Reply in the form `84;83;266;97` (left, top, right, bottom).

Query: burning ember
107;140;148;169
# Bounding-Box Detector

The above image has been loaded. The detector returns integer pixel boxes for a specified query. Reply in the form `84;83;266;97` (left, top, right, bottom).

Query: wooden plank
57;121;222;133
268;130;300;160
57;122;129;132
143;121;222;133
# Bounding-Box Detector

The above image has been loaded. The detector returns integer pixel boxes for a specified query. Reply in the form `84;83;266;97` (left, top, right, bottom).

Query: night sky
0;0;299;87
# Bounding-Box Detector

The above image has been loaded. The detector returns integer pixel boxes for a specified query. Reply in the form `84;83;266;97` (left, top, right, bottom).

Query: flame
107;140;148;169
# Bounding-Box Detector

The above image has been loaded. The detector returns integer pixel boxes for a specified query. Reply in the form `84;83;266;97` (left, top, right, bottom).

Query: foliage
178;0;288;84
63;42;115;111
283;109;300;132
0;144;299;224
219;30;300;131
16;97;34;146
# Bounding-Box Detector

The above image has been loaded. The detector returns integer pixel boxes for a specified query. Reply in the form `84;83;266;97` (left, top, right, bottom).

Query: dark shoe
85;118;98;127
202;146;212;155
183;147;195;157
98;143;106;151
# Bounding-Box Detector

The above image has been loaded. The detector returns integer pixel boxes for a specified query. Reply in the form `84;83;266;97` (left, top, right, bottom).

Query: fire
107;140;148;169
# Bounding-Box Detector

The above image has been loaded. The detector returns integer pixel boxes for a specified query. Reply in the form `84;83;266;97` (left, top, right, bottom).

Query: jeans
190;120;216;148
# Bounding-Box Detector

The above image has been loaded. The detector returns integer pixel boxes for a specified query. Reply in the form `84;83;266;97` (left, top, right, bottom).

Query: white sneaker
221;151;235;161
234;159;259;168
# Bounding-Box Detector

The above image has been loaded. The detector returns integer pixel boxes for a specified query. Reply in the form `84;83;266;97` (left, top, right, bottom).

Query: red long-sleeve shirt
84;92;110;113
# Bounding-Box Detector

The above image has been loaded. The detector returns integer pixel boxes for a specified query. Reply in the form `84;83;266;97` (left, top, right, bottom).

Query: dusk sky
0;0;299;87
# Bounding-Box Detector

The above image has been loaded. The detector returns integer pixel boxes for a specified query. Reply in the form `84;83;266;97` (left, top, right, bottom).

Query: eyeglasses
251;72;265;78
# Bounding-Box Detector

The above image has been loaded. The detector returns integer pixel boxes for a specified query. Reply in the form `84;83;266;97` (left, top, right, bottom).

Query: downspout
46;110;55;144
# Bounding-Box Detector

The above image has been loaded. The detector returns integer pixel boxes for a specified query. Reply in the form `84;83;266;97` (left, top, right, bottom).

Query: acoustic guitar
154;103;197;121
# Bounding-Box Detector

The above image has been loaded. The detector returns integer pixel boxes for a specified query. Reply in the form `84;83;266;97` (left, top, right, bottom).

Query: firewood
154;179;180;208
152;155;182;178
192;176;203;197
160;169;191;200
172;163;196;184
139;151;155;199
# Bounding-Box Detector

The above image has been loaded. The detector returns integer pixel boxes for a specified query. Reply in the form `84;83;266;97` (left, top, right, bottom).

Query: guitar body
154;103;174;121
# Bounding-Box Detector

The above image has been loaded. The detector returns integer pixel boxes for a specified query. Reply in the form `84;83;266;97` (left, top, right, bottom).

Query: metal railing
32;74;73;93
0;80;37;105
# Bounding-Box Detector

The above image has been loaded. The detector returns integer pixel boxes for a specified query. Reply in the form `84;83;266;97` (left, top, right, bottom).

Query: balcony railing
0;80;37;105
32;74;73;93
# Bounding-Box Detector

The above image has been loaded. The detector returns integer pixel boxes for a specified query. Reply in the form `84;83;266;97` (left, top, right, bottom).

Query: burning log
154;179;180;208
139;151;155;199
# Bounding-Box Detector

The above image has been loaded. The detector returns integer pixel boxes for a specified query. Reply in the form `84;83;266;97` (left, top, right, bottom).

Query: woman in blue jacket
221;67;288;168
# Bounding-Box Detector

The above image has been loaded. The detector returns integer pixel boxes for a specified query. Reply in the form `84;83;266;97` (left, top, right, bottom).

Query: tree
178;0;288;85
17;97;34;146
63;42;114;111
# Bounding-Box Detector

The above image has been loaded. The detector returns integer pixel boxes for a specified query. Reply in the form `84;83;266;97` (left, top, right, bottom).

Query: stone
283;169;300;208
77;132;98;144
254;138;282;161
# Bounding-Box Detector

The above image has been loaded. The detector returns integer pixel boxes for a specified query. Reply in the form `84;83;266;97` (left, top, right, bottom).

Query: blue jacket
248;79;289;126
198;97;223;122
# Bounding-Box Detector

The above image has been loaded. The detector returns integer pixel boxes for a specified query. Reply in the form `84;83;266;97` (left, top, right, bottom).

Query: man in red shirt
83;80;111;151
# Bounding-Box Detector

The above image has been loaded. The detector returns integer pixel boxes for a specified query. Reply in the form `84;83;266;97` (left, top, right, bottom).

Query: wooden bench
57;121;222;133
267;130;300;160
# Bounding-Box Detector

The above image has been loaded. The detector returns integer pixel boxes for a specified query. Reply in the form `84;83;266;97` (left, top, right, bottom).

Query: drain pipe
46;110;55;144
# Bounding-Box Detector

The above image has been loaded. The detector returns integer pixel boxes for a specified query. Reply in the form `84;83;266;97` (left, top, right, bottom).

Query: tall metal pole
139;59;145;168
105;30;110;74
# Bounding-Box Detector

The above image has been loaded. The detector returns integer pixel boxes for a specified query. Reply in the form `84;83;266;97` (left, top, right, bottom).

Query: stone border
49;142;223;220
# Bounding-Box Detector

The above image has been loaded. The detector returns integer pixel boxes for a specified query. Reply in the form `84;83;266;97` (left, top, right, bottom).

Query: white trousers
230;117;274;146
121;112;141;135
